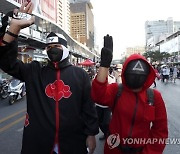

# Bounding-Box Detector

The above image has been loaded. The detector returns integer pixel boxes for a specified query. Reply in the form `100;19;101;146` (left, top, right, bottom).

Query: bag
112;84;154;112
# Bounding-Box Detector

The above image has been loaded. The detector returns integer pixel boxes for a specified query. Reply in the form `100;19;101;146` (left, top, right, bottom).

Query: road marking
0;108;26;124
0;116;25;133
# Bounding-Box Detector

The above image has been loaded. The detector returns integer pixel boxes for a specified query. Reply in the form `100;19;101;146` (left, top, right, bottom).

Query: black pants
96;105;111;136
153;81;156;87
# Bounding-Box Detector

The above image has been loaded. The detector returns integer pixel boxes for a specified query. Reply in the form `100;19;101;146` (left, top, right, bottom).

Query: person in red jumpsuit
91;35;168;154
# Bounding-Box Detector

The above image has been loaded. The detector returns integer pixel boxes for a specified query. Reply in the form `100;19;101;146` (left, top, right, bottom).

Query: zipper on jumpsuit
51;62;61;154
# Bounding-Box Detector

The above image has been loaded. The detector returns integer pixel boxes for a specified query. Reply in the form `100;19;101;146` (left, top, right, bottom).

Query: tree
143;50;170;63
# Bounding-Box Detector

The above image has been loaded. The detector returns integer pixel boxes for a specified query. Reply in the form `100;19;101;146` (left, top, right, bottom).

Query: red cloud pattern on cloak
45;80;72;101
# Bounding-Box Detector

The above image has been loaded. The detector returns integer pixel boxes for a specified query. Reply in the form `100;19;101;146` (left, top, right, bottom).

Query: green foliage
143;50;170;62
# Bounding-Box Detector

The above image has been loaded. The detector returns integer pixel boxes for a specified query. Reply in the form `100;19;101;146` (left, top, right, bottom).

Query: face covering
124;60;150;89
125;74;148;89
47;47;63;62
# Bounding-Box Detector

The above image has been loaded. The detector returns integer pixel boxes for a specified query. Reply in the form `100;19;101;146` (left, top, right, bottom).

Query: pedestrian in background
173;65;178;83
153;65;160;88
114;63;122;83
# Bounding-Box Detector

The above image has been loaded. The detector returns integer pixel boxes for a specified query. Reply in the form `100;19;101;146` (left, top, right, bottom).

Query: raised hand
1;2;35;46
10;2;35;29
100;34;113;68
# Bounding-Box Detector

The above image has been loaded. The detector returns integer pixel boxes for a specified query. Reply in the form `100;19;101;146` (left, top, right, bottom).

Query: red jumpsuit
91;54;168;154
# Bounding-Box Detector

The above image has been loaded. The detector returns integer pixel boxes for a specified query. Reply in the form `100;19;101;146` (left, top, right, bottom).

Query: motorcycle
8;79;26;105
0;79;9;99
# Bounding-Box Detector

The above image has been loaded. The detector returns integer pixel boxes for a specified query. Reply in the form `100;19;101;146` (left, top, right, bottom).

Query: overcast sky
91;0;180;59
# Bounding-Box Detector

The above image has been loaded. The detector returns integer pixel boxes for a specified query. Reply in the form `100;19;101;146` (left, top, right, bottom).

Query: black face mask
47;47;63;62
125;74;148;89
124;60;150;89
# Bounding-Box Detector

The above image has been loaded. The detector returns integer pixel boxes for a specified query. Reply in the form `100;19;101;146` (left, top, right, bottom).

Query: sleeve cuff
94;75;108;85
0;39;17;50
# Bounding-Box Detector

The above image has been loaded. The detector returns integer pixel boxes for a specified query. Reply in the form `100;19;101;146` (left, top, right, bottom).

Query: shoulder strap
147;88;154;106
112;86;154;112
112;84;123;112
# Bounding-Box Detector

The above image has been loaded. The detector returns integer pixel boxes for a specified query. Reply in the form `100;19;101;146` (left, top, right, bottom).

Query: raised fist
100;34;113;68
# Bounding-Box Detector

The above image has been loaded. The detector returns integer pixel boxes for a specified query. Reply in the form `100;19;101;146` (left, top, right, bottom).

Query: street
0;79;180;154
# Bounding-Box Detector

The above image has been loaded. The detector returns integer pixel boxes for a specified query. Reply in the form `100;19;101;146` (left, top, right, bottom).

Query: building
12;0;57;22
39;0;71;35
125;46;145;58
12;0;70;35
41;0;57;23
56;0;70;35
157;31;180;64
145;17;180;50
70;0;94;51
0;0;99;61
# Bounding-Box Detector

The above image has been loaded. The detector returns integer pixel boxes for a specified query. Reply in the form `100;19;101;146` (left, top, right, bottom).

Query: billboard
13;0;57;22
12;0;42;15
40;0;57;22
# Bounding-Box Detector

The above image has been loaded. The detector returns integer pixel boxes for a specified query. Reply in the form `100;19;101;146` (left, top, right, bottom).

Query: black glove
100;34;113;68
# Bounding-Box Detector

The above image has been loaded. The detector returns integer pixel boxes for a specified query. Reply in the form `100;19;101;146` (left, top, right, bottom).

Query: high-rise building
125;46;145;58
41;0;70;35
57;0;70;35
145;17;180;48
70;0;94;50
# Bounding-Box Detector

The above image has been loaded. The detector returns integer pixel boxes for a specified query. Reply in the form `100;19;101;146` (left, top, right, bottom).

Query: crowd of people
0;2;171;154
85;64;122;84
159;65;179;83
151;64;180;88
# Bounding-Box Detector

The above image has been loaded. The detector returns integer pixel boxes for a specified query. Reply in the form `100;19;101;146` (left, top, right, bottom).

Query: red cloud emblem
45;80;72;101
